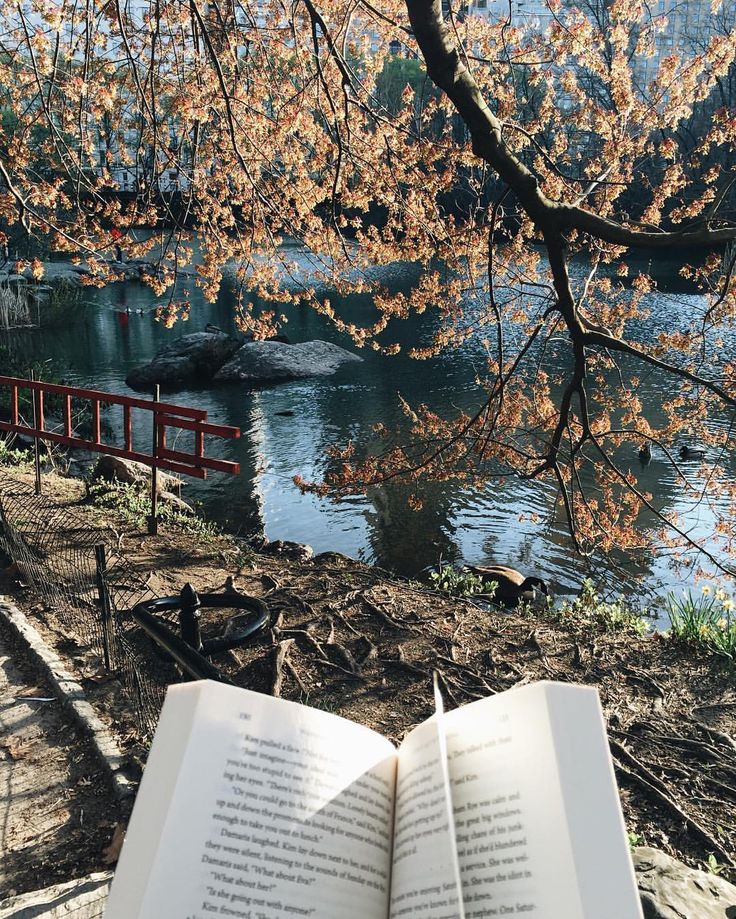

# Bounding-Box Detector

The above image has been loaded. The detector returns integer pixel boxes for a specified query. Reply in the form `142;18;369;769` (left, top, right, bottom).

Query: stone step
0;873;112;918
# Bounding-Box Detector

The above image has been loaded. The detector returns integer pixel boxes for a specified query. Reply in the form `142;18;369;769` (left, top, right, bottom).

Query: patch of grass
299;694;341;714
704;853;726;876
88;482;220;539
428;564;492;597
667;587;736;658
0;284;32;329
0;437;33;468
554;579;650;635
627;831;643;851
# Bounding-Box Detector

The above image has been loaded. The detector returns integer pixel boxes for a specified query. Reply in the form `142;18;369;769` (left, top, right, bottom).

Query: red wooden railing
0;376;240;479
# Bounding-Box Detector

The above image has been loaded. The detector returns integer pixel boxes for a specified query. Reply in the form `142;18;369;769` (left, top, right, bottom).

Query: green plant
705;853;725;876
556;579;650;635
0;436;33;467
667;587;736;658
299;694;340;714
428;564;492;597
627;831;642;851
88;482;219;539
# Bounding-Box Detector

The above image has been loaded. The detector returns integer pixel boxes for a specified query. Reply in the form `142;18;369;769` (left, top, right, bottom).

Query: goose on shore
464;565;548;605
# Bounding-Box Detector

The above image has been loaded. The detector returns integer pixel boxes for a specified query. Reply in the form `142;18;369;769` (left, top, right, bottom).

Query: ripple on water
9;253;735;611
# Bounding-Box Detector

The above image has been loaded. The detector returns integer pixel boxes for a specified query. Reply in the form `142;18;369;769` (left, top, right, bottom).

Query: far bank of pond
1;246;734;612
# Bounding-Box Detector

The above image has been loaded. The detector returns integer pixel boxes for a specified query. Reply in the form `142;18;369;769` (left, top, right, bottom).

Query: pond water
3;246;735;613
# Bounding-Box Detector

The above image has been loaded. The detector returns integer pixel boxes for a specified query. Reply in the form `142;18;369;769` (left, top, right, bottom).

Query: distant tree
376;55;429;116
1;0;735;569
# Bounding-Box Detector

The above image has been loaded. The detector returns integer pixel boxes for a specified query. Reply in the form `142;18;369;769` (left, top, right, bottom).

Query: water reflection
2;248;734;619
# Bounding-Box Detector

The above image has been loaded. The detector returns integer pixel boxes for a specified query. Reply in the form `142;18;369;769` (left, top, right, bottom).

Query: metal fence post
94;543;114;670
179;583;202;654
148;383;160;535
30;370;41;495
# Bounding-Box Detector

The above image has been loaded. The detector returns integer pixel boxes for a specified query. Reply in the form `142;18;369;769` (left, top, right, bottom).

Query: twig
361;594;414;630
435;669;461;707
436;656;495;693
285;658;310;697
611;740;734;866
271;638;294;698
279;627;330;660
329;606;363;636
621;665;666;700
691;706;736;756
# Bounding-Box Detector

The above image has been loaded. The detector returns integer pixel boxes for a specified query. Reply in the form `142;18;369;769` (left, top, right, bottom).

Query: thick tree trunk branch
405;0;736;249
406;0;549;223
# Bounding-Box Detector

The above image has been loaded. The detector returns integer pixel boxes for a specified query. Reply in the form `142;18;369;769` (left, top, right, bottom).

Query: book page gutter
137;687;397;919
389;715;465;919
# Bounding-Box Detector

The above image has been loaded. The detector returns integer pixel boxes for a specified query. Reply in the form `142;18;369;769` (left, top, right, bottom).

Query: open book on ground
104;679;643;919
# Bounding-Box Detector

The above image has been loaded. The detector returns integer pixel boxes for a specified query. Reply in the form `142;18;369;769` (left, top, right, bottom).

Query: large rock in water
214;339;362;383
634;847;736;918
126;332;241;391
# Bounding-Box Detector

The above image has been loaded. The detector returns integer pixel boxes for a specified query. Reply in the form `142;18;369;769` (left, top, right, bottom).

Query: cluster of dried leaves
1;1;736;561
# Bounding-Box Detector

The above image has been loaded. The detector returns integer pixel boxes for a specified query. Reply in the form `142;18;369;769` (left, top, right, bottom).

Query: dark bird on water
464;565;548;605
679;445;706;460
638;442;652;465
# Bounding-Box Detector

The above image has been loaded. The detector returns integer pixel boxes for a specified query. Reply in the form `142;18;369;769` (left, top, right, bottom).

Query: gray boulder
126;332;241;391
259;538;314;561
159;490;195;515
94;455;182;493
214;339;362;384
634;847;736;918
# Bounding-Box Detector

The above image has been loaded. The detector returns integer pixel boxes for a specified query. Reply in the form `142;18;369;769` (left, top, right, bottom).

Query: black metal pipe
131;602;232;683
130;589;270;683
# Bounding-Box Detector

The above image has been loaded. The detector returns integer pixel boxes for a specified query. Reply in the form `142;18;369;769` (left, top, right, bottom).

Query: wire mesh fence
0;475;167;736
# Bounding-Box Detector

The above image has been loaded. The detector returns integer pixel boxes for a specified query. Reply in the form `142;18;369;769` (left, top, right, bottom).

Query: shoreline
0;462;733;885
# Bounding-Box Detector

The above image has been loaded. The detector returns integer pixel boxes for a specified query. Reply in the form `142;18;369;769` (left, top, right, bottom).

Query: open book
104;680;643;919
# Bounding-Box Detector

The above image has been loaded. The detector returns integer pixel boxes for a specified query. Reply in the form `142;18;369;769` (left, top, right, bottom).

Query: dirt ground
1;468;735;891
0;614;120;900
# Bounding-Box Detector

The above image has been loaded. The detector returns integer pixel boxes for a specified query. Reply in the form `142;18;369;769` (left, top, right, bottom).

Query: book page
444;682;642;919
105;680;397;919
389;718;464;919
546;684;643;918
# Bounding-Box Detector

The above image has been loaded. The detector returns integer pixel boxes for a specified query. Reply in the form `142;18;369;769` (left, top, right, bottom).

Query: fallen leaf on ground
0;736;34;760
102;821;126;865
